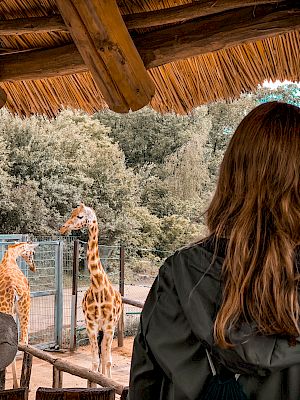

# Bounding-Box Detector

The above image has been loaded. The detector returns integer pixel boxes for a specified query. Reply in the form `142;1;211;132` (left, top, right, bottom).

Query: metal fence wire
0;236;63;349
0;234;172;349
122;246;171;336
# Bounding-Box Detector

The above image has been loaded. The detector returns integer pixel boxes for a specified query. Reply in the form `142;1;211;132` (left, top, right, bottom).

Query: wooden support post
87;380;97;389
55;0;155;113
52;366;63;388
0;87;6;109
118;245;125;347
120;387;129;400
0;369;5;390
20;353;33;389
70;239;79;352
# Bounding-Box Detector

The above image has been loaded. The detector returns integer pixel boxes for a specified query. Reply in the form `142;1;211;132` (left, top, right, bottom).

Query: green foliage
0;82;298;256
158;215;206;252
95;107;199;168
256;83;300;107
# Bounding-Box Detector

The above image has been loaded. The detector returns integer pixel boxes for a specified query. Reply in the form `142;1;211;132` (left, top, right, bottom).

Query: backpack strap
205;349;241;380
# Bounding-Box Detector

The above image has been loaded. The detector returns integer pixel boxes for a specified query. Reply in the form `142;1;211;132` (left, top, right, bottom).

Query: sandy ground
5;337;134;400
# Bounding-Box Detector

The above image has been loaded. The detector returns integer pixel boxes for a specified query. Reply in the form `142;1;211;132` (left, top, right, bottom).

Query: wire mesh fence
0;237;62;348
0;234;172;350
122;246;171;336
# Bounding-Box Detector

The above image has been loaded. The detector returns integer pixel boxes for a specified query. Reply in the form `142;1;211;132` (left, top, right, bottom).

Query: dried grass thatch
0;0;299;116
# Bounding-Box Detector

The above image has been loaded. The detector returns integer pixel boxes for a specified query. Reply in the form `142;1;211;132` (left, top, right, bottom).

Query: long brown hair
207;101;300;348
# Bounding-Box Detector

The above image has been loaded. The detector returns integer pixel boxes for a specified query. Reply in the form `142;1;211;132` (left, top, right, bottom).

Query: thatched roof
0;0;299;116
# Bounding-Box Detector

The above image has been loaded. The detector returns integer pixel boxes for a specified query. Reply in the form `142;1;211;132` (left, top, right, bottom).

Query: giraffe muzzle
59;225;69;235
29;261;36;273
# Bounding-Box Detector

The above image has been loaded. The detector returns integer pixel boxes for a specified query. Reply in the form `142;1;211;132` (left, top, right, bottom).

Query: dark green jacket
128;239;300;399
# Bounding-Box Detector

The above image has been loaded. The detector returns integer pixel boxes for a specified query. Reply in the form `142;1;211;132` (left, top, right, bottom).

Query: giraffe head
59;203;97;235
8;242;38;272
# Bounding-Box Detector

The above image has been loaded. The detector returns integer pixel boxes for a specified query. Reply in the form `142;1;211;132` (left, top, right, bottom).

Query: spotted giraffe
0;242;38;387
60;203;122;378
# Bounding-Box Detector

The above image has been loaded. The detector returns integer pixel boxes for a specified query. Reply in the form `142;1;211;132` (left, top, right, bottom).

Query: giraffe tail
97;330;103;358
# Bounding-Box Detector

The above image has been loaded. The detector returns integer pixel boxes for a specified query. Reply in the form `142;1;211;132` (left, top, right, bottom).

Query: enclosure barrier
17;343;128;398
121;298;144;309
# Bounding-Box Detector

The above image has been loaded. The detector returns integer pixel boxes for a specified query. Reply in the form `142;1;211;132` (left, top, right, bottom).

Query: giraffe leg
101;329;114;378
16;294;30;344
86;322;100;373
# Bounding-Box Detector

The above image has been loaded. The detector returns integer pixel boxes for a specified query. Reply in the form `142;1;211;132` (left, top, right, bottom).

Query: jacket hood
172;239;300;377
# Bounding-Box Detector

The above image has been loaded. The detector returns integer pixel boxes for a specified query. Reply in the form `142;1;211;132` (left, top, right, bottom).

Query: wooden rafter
0;3;299;82
0;87;6;109
123;0;286;29
136;2;300;68
0;44;86;81
55;0;155;113
0;16;67;35
0;0;285;35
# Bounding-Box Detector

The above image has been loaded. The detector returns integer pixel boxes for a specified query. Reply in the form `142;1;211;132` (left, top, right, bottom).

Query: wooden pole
0;87;6;109
120;387;129;400
0;16;67;35
135;2;300;69
20;353;33;389
123;0;285;29
18;344;125;395
122;297;144;309
117;245;125;347
55;0;155;113
52;366;63;388
0;369;5;390
70;239;79;351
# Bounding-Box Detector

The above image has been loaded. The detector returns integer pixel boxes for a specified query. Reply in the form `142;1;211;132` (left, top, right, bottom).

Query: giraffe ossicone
60;204;122;378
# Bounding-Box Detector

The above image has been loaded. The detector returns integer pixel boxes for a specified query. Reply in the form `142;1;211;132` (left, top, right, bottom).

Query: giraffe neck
1;249;18;266
87;222;105;277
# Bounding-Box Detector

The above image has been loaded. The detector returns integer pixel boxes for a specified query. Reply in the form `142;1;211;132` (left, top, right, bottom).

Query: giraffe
59;203;122;378
0;242;38;387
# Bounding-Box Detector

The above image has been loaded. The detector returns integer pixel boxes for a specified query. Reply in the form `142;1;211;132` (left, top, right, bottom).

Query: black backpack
200;350;248;400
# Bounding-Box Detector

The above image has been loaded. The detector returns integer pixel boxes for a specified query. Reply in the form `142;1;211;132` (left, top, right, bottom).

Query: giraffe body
0;242;38;387
60;204;122;378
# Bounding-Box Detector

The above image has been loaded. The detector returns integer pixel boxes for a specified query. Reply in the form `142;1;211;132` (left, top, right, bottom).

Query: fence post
118;244;125;347
70;239;79;351
0;369;5;390
55;241;64;348
52;366;63;388
20;353;33;388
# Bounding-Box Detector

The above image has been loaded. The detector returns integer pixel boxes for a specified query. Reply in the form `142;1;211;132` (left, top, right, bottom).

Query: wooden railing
10;344;129;399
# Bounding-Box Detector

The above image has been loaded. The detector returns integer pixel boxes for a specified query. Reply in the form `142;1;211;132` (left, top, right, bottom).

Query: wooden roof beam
0;15;67;35
0;44;87;81
136;2;300;68
124;0;286;29
0;3;299;82
55;0;155;113
0;87;6;109
0;1;285;36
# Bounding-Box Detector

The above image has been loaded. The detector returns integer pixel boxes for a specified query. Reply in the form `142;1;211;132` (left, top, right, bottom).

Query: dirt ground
5;337;134;400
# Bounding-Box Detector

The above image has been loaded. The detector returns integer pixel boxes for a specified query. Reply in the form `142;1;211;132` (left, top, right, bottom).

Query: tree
95;107;197;168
